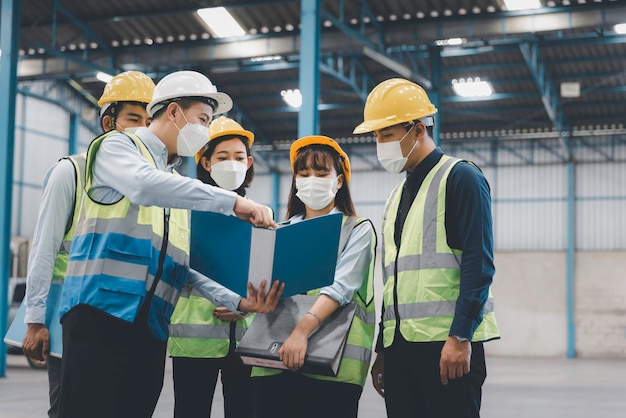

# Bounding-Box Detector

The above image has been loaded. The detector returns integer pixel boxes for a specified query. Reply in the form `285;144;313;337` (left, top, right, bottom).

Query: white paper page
248;227;276;296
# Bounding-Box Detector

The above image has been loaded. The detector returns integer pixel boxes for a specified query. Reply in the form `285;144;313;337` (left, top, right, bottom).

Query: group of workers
20;68;499;418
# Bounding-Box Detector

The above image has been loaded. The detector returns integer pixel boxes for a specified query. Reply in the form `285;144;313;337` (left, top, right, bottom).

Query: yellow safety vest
381;155;499;346
52;153;86;284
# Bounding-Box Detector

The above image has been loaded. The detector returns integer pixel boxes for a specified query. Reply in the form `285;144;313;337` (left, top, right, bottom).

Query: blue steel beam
0;0;21;378
519;41;577;360
519;42;571;146
297;0;320;137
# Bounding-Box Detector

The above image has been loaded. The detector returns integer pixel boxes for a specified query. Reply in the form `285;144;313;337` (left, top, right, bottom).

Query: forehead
186;101;214;117
297;152;336;172
213;137;248;154
117;103;149;117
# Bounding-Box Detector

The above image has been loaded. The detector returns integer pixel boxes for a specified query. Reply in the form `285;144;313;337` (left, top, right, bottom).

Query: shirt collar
406;147;443;182
134;127;182;171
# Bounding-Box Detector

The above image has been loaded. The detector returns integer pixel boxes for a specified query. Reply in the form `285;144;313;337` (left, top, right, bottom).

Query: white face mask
174;107;210;157
296;176;338;211
124;126;140;134
376;123;417;173
210;160;248;190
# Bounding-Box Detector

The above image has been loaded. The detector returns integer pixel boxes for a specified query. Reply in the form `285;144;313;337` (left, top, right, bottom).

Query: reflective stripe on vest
168;291;254;358
381;155;499;346
52;153;86;283
252;215;377;387
60;131;190;341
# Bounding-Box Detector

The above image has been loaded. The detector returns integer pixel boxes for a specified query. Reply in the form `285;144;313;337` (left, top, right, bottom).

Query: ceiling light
452;78;493;98
502;0;542;11
281;89;302;108
435;37;466;46
250;55;282;62
96;72;113;83
197;7;245;38
614;23;626;34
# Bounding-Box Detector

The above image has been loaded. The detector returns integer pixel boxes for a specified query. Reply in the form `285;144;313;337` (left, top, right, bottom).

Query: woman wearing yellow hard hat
250;135;377;418
169;116;268;418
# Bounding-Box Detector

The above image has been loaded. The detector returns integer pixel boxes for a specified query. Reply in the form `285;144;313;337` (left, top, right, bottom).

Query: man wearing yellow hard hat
353;78;500;418
21;71;155;418
57;70;282;418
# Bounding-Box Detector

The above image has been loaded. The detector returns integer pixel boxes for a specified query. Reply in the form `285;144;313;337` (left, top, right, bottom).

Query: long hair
196;134;254;197
286;144;356;219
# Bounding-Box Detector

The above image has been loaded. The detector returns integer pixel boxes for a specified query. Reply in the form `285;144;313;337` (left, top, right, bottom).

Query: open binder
190;211;342;298
4;282;64;358
235;295;357;376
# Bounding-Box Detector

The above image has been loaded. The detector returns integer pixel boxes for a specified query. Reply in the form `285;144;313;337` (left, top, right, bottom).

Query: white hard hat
146;70;233;117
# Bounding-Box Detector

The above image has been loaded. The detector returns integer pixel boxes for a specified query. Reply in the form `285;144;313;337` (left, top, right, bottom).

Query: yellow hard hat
195;116;255;164
353;78;438;134
290;135;351;184
97;71;155;108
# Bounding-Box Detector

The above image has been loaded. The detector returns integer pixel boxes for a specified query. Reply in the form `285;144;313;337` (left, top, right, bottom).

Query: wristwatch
452;335;469;343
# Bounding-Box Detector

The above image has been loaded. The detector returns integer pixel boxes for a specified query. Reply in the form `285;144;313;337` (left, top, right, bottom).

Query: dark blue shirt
376;148;495;350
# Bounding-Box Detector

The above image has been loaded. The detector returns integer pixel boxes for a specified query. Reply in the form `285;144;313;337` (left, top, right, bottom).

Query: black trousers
383;337;486;418
47;355;62;418
59;305;167;418
172;353;254;418
252;372;363;418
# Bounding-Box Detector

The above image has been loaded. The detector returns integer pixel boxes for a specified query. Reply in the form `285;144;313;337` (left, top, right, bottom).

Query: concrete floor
1;354;625;417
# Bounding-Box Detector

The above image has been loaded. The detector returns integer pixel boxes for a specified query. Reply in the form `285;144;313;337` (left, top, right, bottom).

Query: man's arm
440;161;494;384
23;159;76;360
187;268;283;314
92;134;275;227
447;162;495;339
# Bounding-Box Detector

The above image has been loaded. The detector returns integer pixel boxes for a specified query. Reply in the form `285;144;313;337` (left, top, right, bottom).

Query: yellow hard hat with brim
353;78;437;134
290;135;351;184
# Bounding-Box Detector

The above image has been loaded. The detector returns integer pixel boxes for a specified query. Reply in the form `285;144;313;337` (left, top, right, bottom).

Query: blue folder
4;282;64;358
190;211;343;298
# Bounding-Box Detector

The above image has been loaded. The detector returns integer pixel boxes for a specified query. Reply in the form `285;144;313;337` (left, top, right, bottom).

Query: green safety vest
168;287;255;358
61;131;191;340
252;215;377;387
381;155;499;347
51;153;86;284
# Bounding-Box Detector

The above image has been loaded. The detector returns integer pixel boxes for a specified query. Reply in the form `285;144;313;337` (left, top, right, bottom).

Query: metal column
297;0;321;137
0;0;21;378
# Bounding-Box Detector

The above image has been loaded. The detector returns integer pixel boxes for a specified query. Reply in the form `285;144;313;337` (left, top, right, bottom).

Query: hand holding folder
235;295;357;376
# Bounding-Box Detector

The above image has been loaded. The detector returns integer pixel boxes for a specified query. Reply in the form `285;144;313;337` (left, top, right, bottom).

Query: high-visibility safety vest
60;131;191;341
168;287;254;358
52;153;86;285
381;155;499;347
252;215;377;387
168;205;274;359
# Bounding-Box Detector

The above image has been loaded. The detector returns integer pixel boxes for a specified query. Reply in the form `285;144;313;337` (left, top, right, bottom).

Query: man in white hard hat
58;70;283;418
